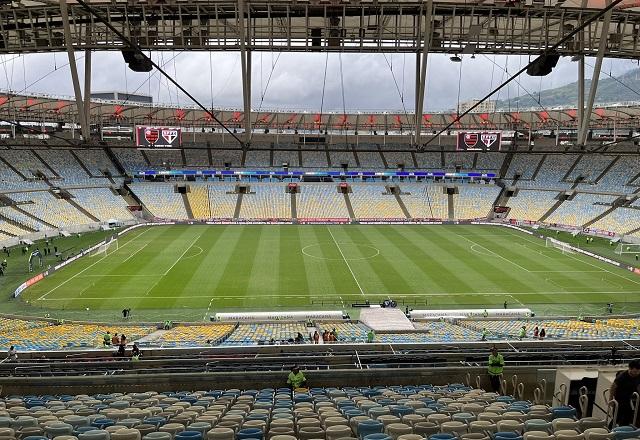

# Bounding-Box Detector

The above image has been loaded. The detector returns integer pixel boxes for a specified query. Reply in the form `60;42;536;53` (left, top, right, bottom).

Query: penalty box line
35;228;153;302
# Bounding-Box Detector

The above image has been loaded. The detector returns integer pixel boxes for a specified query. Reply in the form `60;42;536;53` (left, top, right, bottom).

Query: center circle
301;243;380;261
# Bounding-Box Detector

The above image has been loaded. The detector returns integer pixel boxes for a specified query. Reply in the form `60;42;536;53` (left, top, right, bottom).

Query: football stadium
1;0;640;439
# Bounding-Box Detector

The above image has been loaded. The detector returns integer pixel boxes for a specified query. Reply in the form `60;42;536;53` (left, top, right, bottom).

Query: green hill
496;68;640;109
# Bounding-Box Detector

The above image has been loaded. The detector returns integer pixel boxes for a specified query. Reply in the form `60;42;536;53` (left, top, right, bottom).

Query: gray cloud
2;51;635;113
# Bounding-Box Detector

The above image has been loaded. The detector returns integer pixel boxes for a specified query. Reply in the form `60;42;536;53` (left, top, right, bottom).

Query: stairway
105;147;127;175
539;196;565;223
11;205;57;230
65;197;100;222
182;193;194;220
290;192;297;219
140;150;151;166
594;156;620;184
583;205;618;229
70;150;94;178
31;150;61;179
233;193;244;219
359;308;414;331
393;193;411;219
343;193;356;220
0;212;36;233
447;192;455;220
0;155;27;179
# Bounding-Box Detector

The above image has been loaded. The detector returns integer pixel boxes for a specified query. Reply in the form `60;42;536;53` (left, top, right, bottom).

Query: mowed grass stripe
182;226;247;310
246;226;281;306
152;225;225;310
384;226;476;294
424;226;521;296
278;226;310;305
214;226;265;303
302;226;361;297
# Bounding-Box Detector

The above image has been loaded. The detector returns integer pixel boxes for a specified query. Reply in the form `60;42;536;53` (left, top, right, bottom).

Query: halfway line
327;227;366;297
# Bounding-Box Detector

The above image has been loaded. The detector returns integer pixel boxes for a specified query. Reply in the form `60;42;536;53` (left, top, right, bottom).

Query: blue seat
175;431;202;440
237;428;263;440
613;426;640;440
144;417;166;428
389;406;413;418
363;434;392;440
91;419;115;429
552;407;577;419
358;420;384;439
429;434;455;440
495;432;521;439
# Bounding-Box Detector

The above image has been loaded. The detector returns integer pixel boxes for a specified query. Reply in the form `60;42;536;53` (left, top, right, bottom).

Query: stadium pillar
414;0;433;147
84;49;92;137
238;0;252;146
578;0;612;146
577;0;587;139
577;56;585;131
60;0;90;142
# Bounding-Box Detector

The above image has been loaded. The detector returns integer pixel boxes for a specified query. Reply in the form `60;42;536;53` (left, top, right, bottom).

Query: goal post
545;237;574;254
90;237;119;257
615;242;640;255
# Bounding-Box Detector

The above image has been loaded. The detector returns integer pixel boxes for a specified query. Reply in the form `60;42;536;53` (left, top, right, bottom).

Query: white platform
359;307;415;331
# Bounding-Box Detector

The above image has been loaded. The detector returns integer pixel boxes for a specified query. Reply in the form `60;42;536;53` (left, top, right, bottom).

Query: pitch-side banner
136;126;182;148
456;132;502;151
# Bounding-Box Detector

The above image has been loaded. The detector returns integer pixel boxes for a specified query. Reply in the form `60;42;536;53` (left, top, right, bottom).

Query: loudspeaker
526;53;560;76
122;49;153;73
341;163;348;171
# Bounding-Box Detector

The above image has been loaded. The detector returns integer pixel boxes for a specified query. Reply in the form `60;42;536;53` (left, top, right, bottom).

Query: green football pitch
14;224;640;320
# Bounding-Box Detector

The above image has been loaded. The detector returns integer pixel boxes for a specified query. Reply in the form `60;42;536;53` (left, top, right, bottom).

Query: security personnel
488;347;505;394
287;365;307;390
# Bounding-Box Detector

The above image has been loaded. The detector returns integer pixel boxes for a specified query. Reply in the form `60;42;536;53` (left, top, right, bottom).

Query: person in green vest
103;331;111;347
287;365;307;390
519;326;526;340
488;347;505;393
367;329;375;343
481;327;489;341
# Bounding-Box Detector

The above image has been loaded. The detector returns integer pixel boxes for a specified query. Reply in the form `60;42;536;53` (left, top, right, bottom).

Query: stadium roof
2;0;640;58
2;91;640;130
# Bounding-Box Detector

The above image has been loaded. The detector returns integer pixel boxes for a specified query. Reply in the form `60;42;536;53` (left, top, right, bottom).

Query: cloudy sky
2;51;638;112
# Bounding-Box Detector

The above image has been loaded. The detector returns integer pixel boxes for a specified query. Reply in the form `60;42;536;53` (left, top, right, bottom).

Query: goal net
545;237;574;254
90;237;119;257
615;242;640;255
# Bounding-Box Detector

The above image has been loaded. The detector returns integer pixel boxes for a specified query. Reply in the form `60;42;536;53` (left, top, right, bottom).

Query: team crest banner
136;126;182;148
456;132;502;151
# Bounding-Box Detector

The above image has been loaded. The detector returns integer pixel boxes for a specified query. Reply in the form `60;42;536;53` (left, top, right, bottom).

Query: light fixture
450;55;462;62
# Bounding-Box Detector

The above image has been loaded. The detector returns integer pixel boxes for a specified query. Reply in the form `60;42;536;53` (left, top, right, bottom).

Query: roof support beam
60;0;90;142
577;0;587;137
414;0;433;147
238;0;252;146
83;49;92;136
578;0;612;146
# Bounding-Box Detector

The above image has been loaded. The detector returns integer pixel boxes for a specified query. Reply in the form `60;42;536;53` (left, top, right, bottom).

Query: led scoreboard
456;132;502;151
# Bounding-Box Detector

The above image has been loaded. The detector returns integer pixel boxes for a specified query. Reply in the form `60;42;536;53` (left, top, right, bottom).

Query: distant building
458;99;496;114
91;92;152;104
